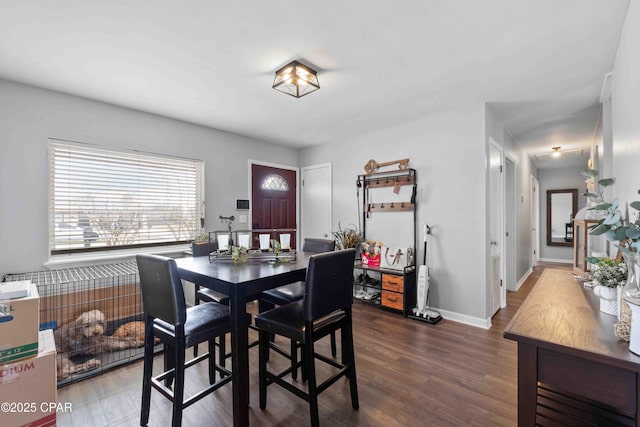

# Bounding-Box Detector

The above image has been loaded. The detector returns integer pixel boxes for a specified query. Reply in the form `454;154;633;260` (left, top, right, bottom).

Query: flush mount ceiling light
551;146;562;158
272;60;320;98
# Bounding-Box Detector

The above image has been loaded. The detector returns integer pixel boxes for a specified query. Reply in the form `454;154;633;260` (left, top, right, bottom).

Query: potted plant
590;257;627;316
332;223;364;251
192;232;210;257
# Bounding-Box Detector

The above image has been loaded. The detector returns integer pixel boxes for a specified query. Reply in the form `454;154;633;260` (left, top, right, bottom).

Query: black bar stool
137;254;232;427
259;238;336;380
255;249;359;427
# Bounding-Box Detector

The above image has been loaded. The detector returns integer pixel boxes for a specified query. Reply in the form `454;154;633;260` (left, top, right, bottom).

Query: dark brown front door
251;164;297;247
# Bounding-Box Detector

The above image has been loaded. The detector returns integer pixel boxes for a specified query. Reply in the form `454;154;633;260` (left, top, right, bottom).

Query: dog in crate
54;309;138;379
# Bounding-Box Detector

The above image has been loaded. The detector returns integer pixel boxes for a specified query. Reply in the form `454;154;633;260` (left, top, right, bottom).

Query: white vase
627;302;640;355
593;285;619;316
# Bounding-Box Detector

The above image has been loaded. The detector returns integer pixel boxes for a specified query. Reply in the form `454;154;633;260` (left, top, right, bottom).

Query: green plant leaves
591;223;611;235
583;191;599;199
580;169;599;178
585;256;602;265
592;203;612;210
615;227;629;241
598;178;616;187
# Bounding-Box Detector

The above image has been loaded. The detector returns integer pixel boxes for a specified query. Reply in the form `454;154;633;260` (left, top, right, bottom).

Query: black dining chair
255;249;359;427
136;254;232;427
192;286;229;361
258;238;336;380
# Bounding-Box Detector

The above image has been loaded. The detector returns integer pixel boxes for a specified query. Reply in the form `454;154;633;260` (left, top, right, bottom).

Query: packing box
0;282;39;363
0;329;57;427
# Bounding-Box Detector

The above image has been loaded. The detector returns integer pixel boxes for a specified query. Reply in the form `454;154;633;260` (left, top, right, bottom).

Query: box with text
0;329;57;427
0;283;40;363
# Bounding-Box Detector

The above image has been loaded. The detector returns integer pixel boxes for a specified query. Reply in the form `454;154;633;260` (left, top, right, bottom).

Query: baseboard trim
433;308;491;330
539;257;572;264
513;267;533;292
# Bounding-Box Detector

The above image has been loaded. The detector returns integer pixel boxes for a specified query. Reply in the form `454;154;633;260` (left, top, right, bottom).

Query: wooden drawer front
538;349;636;415
382;274;404;293
381;290;403;310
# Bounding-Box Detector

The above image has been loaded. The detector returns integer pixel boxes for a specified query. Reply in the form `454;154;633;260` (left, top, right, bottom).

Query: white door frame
248;160;300;249
531;175;540;267
301;163;333;241
504;155;517;292
489;138;506;310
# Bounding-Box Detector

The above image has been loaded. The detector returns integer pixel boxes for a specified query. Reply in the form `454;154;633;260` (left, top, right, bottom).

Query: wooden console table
504;269;640;426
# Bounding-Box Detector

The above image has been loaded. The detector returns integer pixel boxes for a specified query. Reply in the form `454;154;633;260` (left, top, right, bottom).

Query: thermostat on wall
236;199;249;210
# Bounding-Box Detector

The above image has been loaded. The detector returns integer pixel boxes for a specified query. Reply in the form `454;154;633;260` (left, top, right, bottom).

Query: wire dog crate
2;261;146;386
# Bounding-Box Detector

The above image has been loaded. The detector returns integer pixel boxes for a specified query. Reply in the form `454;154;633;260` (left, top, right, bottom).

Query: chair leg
208;339;216;384
342;317;359;410
164;344;175;388
172;345;186;427
218;334;226;373
290;338;298;380
140;323;154;426
193;288;201;358
330;331;337;358
304;338;320;427
259;330;269;410
300;342;307;382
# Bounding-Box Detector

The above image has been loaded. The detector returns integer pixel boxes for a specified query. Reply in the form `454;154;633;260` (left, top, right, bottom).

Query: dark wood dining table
175;253;311;427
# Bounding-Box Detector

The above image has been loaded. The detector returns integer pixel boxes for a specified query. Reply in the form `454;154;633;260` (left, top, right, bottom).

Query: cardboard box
0;329;57;427
0;283;39;363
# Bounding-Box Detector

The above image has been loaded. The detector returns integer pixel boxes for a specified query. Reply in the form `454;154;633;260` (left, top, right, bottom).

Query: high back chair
258;238;336;379
136;254;232;427
255;249;359;427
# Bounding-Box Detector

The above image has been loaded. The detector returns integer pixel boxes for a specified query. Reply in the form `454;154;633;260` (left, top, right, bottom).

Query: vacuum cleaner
411;224;442;324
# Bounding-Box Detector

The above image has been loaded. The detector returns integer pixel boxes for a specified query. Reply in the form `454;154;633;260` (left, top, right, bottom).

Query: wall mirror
546;188;578;247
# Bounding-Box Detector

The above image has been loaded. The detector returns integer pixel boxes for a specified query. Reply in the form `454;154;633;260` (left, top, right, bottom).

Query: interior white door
505;157;517;291
489;141;503;316
531;175;540;267
301;163;332;241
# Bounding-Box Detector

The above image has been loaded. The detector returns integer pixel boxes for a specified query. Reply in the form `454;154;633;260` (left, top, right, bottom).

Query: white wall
611;0;640;215
300;104;489;324
0;79;299;274
485;105;536;289
537;167;586;262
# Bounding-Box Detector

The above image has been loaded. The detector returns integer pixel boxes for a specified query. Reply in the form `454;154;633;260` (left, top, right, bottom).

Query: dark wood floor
57;264;565;426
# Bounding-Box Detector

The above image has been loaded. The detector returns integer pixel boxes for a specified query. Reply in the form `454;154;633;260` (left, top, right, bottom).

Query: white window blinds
49;139;204;254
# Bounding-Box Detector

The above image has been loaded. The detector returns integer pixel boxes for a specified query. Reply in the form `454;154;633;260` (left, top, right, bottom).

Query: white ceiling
0;0;630;163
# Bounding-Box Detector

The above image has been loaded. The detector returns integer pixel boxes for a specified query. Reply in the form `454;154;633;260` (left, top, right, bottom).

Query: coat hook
380;202;384;208
390;202;395;208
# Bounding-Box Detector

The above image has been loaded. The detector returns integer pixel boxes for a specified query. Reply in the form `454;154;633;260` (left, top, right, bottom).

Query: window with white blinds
49;139;204;254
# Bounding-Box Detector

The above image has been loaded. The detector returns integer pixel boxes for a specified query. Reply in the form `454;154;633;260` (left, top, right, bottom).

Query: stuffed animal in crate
53;309;137;379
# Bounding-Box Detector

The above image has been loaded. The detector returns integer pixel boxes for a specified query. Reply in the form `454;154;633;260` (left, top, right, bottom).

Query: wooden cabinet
573;219;600;274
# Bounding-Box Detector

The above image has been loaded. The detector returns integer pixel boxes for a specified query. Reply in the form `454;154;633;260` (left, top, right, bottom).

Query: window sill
45;244;190;269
